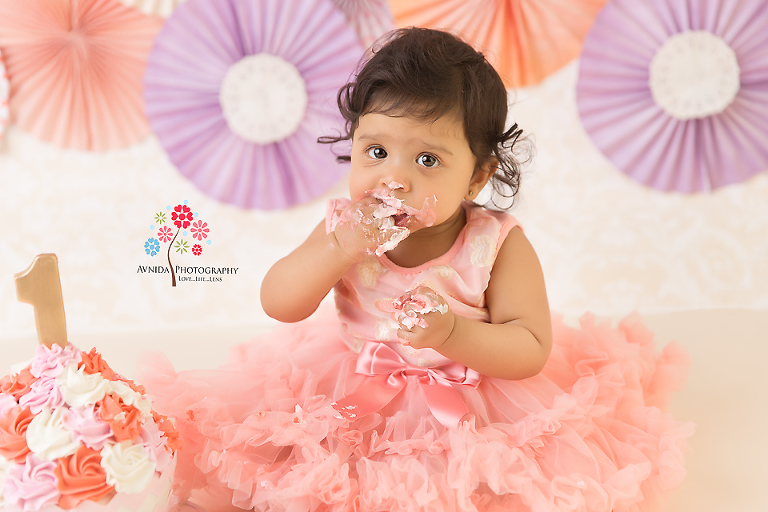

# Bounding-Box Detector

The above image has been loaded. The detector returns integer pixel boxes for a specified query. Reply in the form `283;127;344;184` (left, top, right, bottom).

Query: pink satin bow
332;341;482;428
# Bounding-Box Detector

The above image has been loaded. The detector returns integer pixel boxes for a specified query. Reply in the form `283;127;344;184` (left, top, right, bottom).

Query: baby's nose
380;170;408;192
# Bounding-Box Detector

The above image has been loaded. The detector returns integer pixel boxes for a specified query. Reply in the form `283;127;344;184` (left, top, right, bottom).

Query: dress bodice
326;199;521;368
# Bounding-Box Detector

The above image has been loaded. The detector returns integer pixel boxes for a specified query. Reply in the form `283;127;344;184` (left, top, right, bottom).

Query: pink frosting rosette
19;378;66;415
2;455;60;511
0;393;17;417
60;405;113;451
139;420;173;472
30;345;82;380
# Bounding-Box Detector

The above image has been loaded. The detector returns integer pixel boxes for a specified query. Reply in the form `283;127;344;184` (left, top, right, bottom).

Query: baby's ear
465;160;496;200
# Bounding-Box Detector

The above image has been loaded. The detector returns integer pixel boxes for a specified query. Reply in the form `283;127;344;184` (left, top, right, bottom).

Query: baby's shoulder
464;203;522;248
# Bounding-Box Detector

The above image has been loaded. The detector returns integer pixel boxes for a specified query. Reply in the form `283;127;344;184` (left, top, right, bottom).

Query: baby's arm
400;227;552;380
260;220;355;322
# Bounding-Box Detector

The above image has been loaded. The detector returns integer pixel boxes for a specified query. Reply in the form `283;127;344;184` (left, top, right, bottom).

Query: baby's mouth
365;188;436;229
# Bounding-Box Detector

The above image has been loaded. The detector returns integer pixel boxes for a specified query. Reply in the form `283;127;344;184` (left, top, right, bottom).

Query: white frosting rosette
100;441;157;494
55;364;110;407
26;407;80;461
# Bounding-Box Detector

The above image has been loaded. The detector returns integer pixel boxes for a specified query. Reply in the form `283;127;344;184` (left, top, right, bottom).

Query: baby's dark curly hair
319;27;532;209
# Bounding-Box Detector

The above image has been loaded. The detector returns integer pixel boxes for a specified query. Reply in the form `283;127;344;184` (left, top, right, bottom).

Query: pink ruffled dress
144;200;694;512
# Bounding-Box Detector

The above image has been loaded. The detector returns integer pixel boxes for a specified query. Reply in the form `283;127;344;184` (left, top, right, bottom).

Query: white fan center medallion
220;53;308;144
649;31;740;120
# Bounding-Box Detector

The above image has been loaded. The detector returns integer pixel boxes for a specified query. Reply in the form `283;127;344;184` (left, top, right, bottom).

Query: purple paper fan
144;0;363;209
576;0;768;193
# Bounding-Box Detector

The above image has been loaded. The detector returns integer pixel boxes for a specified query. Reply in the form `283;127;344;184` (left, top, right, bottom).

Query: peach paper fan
389;0;610;88
0;49;8;141
0;0;163;151
118;0;187;17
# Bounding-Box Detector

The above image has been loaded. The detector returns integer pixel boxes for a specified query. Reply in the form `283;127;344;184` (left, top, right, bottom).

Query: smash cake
0;255;179;512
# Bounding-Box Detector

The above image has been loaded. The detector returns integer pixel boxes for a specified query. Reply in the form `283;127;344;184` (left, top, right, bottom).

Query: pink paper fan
0;0;163;151
390;0;611;88
144;0;363;209
577;0;768;192
331;0;396;48
0;49;8;141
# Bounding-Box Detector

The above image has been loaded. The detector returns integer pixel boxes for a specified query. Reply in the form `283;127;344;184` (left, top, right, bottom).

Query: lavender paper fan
576;0;768;192
0;49;8;141
144;0;363;209
332;0;395;48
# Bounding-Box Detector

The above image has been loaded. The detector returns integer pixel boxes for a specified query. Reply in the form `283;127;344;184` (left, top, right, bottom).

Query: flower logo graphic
143;200;213;286
157;226;173;243
171;204;193;229
144;238;160;256
191;220;209;241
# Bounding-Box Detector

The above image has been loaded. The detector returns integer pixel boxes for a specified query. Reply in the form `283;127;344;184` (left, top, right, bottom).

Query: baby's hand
333;196;409;261
389;286;455;350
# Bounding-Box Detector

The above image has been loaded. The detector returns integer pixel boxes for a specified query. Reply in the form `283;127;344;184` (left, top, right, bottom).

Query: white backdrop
1;61;767;340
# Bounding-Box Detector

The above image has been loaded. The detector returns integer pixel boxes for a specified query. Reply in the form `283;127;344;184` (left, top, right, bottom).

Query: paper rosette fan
389;0;610;88
0;0;163;151
332;0;396;48
144;0;363;210
118;0;187;17
577;0;768;192
0;49;8;141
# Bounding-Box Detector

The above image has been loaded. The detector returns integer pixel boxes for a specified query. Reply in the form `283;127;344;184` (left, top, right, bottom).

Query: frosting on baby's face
367;188;437;256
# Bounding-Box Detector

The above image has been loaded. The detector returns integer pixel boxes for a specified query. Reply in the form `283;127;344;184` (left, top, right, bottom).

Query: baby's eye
417;154;439;168
367;147;387;159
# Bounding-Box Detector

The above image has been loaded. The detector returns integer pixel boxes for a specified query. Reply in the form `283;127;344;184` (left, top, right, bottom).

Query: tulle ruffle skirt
143;312;694;512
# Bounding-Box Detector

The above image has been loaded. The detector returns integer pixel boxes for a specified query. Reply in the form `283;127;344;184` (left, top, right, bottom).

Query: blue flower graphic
144;237;161;256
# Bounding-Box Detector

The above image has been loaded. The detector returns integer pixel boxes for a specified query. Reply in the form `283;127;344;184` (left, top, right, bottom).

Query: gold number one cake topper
14;254;67;348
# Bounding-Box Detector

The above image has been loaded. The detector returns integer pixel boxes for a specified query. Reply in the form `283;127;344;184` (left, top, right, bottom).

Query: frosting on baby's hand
379;285;448;330
334;189;437;260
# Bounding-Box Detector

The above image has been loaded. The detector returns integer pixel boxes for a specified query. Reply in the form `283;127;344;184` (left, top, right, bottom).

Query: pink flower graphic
157;226;173;243
171;204;193;229
191;220;209;241
192;244;202;256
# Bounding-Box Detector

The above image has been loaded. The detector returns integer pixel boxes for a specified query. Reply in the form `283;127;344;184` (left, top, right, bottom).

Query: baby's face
349;112;480;229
